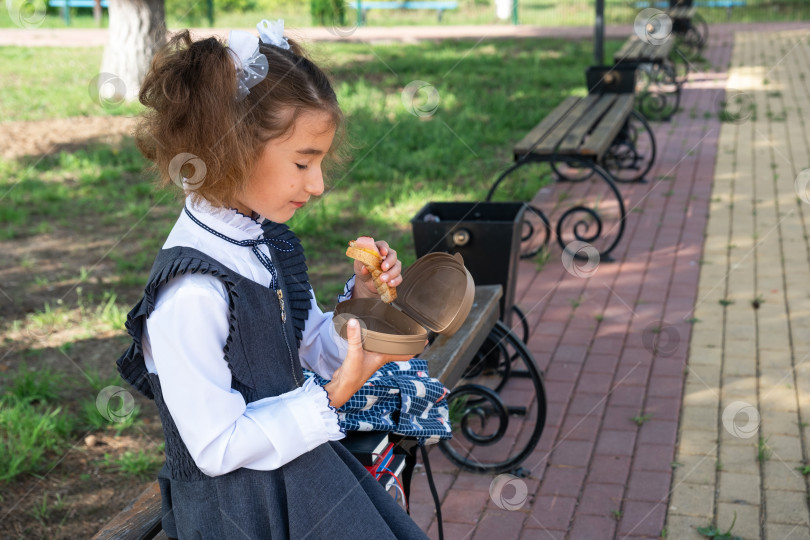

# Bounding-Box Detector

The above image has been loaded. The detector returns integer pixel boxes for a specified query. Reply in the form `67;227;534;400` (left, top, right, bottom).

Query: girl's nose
306;167;325;196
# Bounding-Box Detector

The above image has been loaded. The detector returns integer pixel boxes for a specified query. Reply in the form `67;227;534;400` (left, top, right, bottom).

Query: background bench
614;35;683;120
48;0;108;25
486;65;662;262
668;2;709;57
348;1;458;26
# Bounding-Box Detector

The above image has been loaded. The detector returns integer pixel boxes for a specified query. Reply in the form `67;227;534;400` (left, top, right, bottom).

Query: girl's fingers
345;319;363;360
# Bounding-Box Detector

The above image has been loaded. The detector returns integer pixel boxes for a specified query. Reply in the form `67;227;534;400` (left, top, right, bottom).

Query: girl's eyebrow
296;148;325;155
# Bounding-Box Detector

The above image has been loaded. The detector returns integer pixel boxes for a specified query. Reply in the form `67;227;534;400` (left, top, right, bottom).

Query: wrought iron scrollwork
556;206;602;246
439;321;547;474
519;204;552;259
487;157;627;261
445;384;510;446
601;110;657;183
636;62;681;121
674;13;708;60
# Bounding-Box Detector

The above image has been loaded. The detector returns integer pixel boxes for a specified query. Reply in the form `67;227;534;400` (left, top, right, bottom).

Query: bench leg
673;22;703;60
485;165;553;261
636;61;682;121
487;156;628;261
517;204;551;261
437;321;546;474
693;12;709;49
551;157;627;262
600;109;657;182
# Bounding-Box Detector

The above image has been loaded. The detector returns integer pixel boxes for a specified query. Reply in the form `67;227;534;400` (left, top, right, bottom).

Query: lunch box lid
393;252;475;336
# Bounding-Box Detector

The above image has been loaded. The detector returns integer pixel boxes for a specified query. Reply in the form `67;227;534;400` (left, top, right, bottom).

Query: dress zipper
270;258;300;388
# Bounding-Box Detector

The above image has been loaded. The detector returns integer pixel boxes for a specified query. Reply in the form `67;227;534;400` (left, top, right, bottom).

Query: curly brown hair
135;30;345;209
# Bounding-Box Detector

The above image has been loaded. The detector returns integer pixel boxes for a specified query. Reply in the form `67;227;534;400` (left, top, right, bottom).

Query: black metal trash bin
410;201;526;322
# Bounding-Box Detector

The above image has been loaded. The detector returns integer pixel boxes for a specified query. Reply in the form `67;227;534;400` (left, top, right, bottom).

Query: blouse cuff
301;377;346;439
337;275;355;302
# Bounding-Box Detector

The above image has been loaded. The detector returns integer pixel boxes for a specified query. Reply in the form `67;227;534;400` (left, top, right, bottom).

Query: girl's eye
295;163;308;170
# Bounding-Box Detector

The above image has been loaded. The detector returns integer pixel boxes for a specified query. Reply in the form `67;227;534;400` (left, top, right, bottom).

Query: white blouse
142;197;349;477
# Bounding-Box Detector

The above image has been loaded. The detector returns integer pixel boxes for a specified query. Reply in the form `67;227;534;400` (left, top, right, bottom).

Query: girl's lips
291;201;306;208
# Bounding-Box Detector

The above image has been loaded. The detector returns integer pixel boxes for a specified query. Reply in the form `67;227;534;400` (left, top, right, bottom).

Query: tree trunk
93;0;102;27
100;0;166;103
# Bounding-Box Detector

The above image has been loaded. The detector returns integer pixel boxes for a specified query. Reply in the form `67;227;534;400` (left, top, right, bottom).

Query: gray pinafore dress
117;221;427;539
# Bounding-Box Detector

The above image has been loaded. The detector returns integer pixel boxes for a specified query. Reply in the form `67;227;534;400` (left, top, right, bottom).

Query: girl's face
236;109;336;223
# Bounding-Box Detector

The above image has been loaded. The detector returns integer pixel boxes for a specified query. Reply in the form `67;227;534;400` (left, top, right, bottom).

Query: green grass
0;394;76;482
7;362;64;403
698;512;742;540
631;412;652;425
1;38;617;305
757;436;772;462
0;47;143;122
100;448;164;478
0;359;145;482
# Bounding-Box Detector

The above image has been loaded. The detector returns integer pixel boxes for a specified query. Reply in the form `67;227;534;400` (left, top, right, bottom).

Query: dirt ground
0;116;137;161
0;116;166;540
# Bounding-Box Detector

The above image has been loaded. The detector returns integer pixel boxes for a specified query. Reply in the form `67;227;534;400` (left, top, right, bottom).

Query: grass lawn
0;36;618;537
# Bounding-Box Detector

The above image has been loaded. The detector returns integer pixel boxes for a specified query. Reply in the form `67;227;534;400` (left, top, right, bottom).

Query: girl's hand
351;237;402;300
323;319;413;408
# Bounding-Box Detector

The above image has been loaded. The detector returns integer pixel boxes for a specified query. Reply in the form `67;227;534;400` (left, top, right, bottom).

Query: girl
117;20;429;539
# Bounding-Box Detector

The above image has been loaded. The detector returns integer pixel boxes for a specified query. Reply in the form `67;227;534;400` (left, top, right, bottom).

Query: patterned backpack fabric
303;359;453;445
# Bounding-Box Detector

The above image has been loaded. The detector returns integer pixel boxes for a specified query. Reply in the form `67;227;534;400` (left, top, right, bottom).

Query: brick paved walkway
407;23;810;540
667;29;810;540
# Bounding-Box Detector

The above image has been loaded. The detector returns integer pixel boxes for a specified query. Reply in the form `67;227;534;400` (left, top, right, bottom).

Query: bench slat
580;94;636;159
614;35;673;63
513;96;581;158
557;94;617;154
421;285;501;388
630;38;647;58
645;38;673;58
91;482;163;540
531;94;601;156
614;37;637;58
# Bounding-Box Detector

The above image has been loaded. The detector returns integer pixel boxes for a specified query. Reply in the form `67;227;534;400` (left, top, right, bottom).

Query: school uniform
118;197;427;539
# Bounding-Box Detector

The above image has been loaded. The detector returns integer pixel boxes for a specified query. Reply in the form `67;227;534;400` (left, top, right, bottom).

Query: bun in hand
346;238;397;303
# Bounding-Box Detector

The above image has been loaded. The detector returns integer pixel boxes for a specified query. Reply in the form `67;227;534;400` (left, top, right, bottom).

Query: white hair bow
257;19;290;50
227;30;269;101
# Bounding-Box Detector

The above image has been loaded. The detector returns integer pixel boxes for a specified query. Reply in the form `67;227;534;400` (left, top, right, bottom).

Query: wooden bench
487;73;646;261
48;0;108;25
668;3;709;57
348;1;458;26
613;34;683;121
93;285;543;539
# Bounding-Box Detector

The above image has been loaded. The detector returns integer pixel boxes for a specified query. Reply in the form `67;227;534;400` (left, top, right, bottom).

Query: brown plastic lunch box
333;252;476;355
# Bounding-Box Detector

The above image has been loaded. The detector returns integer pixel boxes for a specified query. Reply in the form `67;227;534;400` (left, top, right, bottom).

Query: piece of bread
346;240;397;303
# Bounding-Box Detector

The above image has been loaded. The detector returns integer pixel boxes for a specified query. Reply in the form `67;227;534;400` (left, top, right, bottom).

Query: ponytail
135;29;344;209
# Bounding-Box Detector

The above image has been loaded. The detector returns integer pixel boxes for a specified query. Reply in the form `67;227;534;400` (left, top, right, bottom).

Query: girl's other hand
323;319;413;408
351;237;402;300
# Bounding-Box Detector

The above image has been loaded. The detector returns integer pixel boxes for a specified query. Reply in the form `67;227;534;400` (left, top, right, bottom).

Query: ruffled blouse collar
186;196;264;239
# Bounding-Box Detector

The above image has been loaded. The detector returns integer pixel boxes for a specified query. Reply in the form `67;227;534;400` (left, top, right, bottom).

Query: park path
666;28;810;540
405;23;810;540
